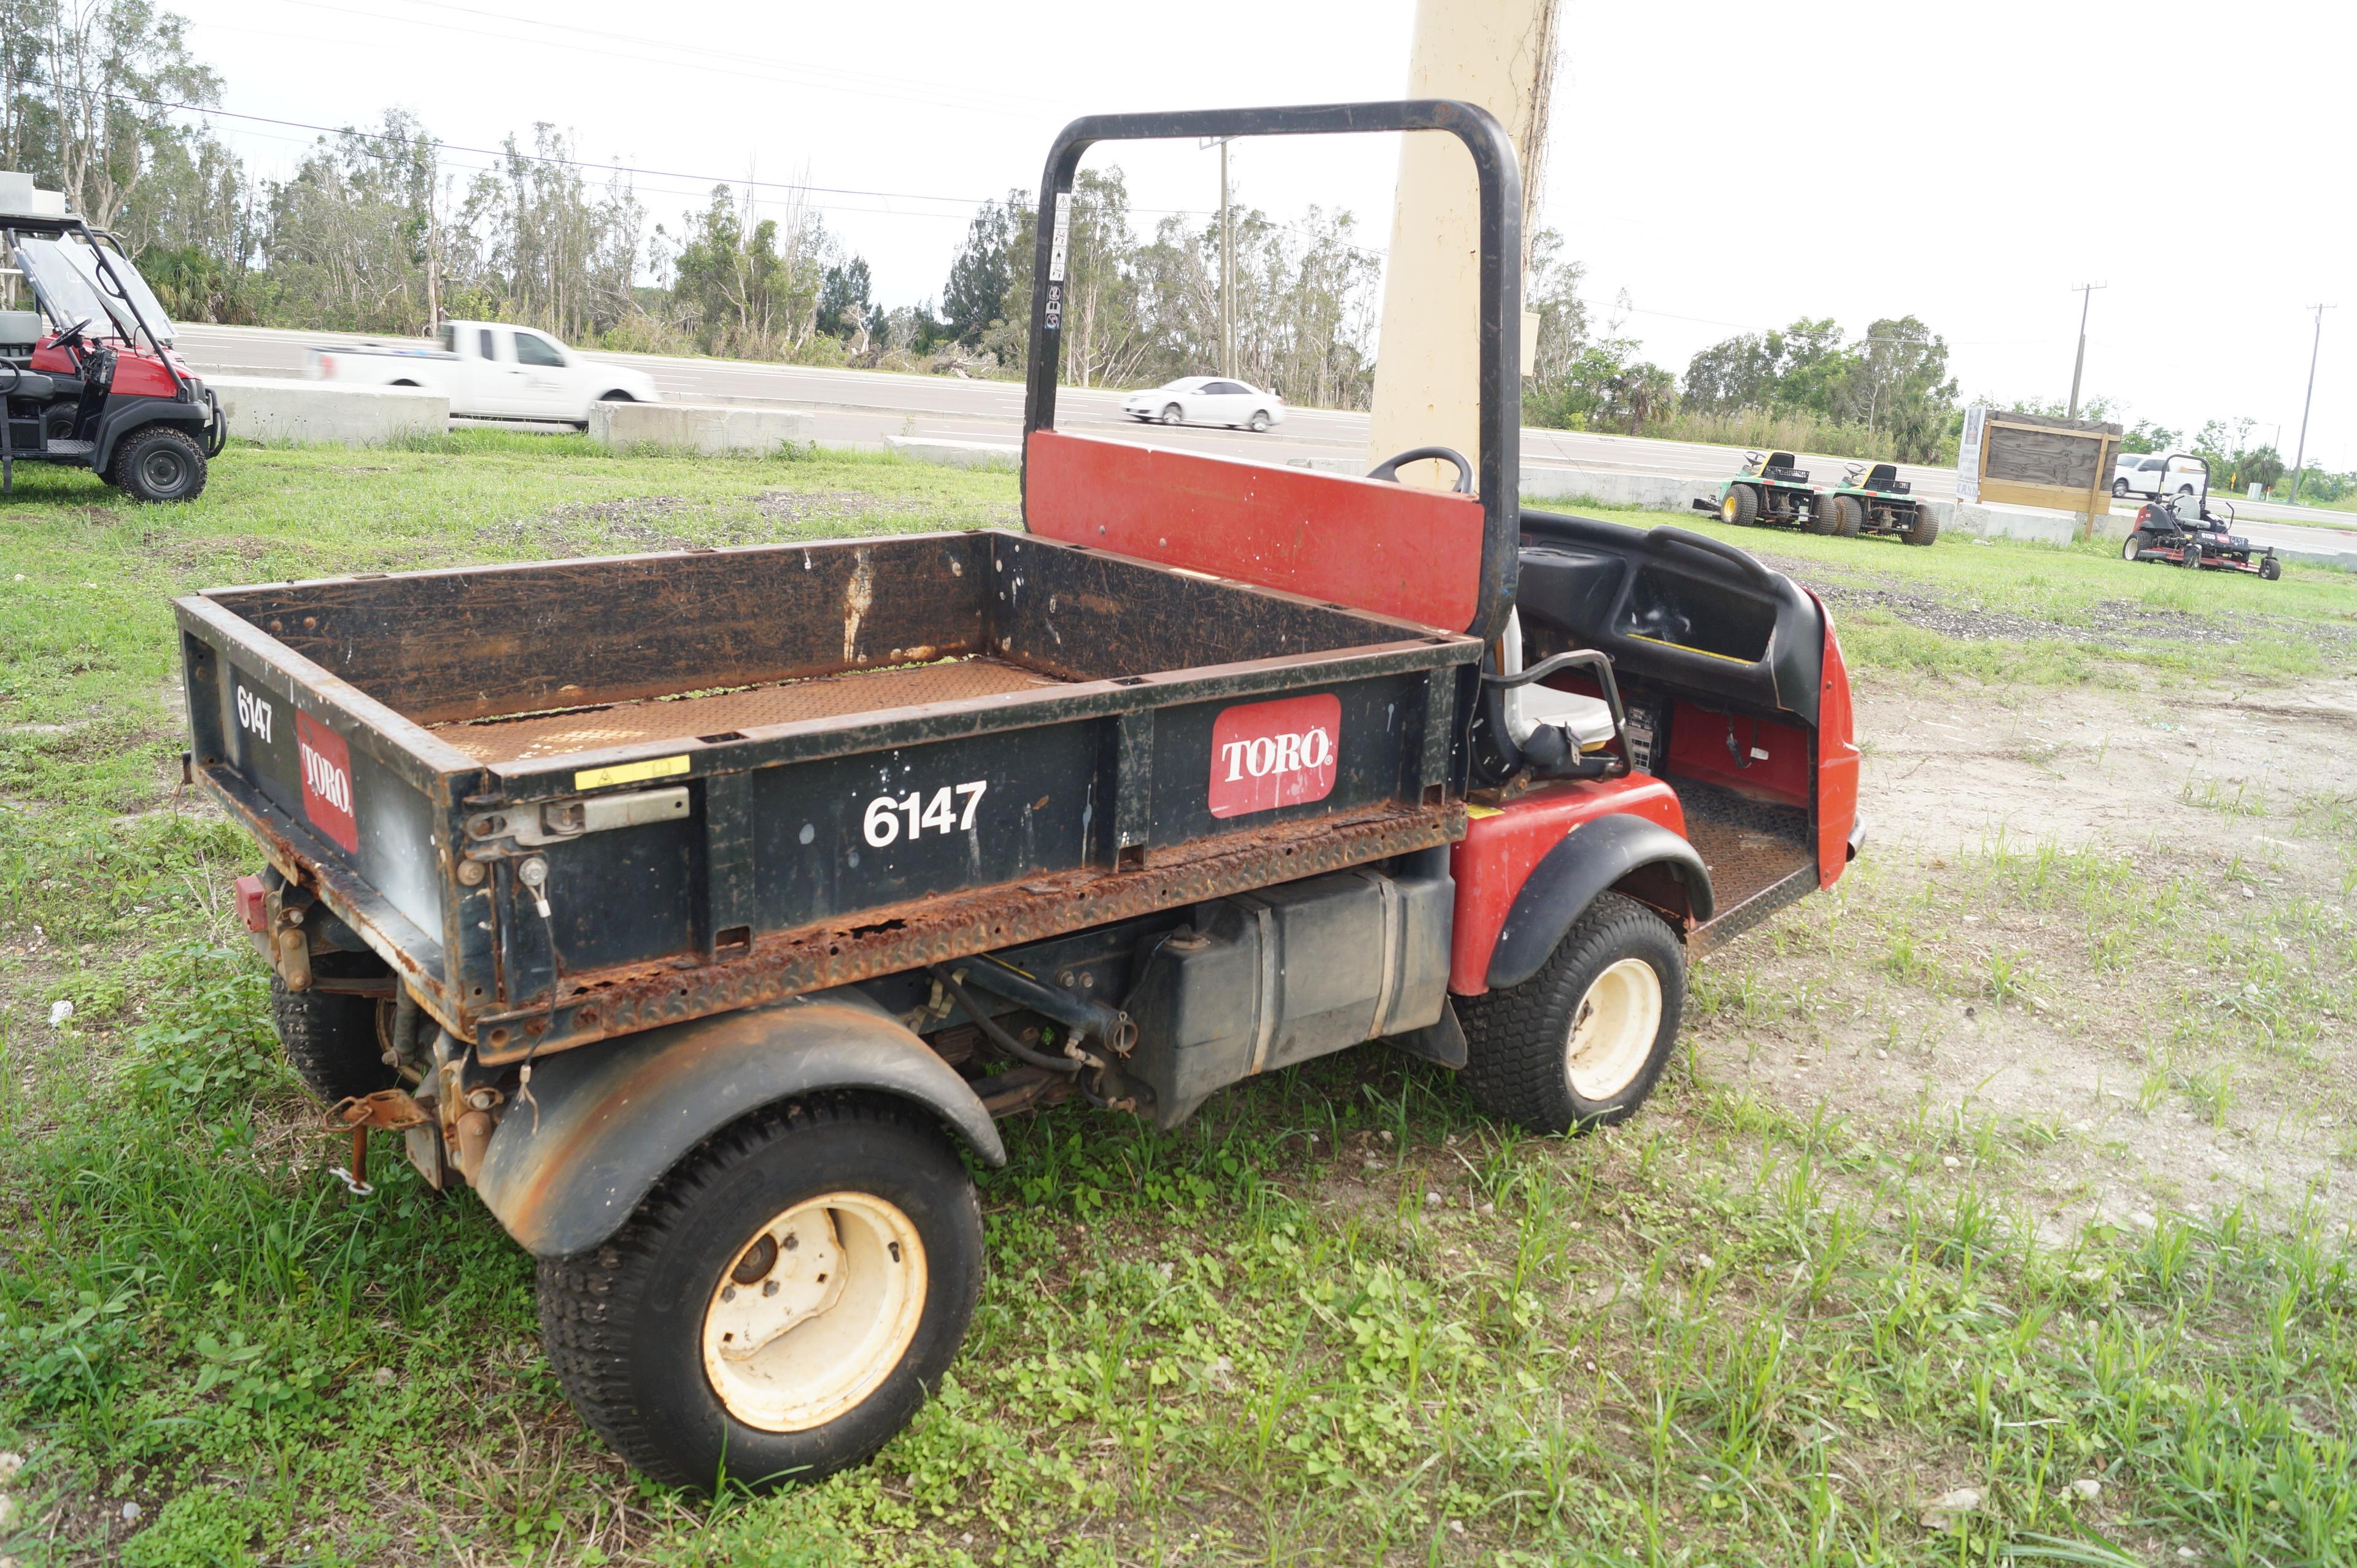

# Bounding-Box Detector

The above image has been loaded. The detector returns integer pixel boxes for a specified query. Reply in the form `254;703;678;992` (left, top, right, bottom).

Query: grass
1525;496;2357;690
0;435;2353;1563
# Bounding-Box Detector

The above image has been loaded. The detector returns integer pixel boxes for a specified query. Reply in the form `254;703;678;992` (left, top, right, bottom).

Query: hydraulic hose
927;964;1083;1074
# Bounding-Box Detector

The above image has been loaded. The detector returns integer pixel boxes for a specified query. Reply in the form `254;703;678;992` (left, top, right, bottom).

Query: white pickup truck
304;321;657;424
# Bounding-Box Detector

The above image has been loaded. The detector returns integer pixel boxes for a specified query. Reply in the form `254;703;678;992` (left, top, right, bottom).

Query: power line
106;90;999;208
196;0;1047;122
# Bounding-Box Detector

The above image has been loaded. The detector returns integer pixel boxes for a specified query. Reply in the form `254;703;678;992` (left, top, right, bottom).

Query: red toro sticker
296;710;360;854
1208;693;1341;819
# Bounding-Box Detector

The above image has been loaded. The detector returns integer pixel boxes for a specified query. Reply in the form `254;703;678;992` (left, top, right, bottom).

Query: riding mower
1694;450;1825;532
1822;462;1938;546
2121;454;2280;581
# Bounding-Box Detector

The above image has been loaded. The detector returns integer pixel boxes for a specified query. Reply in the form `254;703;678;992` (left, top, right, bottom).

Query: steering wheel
1366;446;1474;494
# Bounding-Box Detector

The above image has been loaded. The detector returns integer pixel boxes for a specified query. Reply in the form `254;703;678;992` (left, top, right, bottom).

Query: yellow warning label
1463;803;1504;819
575;754;691;791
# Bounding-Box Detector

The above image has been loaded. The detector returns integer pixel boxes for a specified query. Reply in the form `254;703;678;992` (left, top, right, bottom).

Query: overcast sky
171;0;2349;467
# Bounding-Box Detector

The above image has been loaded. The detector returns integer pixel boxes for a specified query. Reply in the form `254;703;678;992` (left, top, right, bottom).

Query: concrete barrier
589;400;814;455
1520;466;1709;511
884;434;1019;471
208;374;446;446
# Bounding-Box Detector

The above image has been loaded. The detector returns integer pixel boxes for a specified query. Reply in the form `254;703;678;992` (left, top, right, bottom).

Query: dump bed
176;530;1480;1062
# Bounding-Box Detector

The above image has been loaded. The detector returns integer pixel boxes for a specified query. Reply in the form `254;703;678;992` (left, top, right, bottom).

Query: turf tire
271;951;399;1103
538;1093;983;1493
2259;555;2281;581
2121;530;2148;562
109;425;208;503
1721;484;1759;527
1902;508;1940;546
1457;892;1686;1135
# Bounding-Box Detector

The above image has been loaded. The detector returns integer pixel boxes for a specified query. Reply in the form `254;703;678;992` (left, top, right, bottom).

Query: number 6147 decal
862;781;988;847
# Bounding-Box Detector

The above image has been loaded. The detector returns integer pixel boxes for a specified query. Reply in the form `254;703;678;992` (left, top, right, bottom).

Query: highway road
175;322;2357;565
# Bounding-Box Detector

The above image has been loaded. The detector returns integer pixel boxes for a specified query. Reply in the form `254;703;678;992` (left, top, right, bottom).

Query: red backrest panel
1025;430;1485;632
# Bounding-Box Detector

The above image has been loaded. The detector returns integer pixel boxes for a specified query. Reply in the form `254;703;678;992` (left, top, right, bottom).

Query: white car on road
2113;452;2200;500
1123;376;1285;433
306;321;657;425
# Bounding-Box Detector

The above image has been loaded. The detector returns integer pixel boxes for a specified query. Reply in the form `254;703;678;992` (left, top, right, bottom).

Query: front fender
474;989;1004;1259
92;394;209;474
1487;814;1713;990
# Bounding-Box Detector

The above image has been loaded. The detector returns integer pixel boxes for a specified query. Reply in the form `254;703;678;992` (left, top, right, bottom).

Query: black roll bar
1020;100;1523;643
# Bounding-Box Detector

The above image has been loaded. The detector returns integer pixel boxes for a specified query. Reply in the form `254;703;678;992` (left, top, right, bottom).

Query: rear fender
1486;814;1713;990
474;988;1003;1259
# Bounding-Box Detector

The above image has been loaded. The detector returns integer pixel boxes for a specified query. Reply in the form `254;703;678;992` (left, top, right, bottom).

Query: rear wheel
272;952;400;1103
109;425;207;504
1159;403;1183;425
2112;479;2129;497
1248;409;1271;433
538;1094;983;1491
1805;495;1841;536
1458;892;1686;1134
1720;485;1758;527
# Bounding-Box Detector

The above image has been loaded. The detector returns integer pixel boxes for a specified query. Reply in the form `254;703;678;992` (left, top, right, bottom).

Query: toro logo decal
1208;693;1341;819
295;710;359;853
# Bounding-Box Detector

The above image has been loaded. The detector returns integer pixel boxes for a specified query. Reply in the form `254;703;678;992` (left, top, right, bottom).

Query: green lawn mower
1822;462;1940;546
1694;450;1824;531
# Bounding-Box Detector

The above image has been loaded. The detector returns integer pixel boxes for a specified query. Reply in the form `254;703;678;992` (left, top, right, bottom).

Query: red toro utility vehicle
178;102;1859;1491
1;175;224;501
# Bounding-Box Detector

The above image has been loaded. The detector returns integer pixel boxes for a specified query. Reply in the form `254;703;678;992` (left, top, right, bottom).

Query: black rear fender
474;987;1003;1259
1487;814;1713;990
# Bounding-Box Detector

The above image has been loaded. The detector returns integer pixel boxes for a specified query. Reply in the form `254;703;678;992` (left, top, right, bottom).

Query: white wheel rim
700;1192;927;1432
1565;957;1663;1102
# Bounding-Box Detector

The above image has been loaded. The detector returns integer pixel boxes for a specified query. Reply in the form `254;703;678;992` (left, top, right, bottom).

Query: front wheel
538;1094;983;1491
1900;507;1939;546
2181;544;2203;570
1720;484;1759;527
2121;530;2148;562
1159;403;1184;426
1458;892;1686;1135
2259;555;2282;581
1248;409;1271;433
108;425;208;503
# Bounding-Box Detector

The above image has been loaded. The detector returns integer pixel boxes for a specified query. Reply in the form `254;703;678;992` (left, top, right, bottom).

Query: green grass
1;437;2353;1563
1525;496;2357;689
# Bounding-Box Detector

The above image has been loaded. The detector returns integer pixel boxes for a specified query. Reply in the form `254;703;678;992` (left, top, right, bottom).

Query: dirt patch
1693;668;2357;1238
1808;581;2084;643
753;489;890;524
153;534;315;574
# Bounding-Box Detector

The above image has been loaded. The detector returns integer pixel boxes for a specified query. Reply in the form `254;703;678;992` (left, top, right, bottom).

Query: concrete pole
2288;304;2331;504
1220;140;1234;379
1366;0;1559;488
2065;282;2103;419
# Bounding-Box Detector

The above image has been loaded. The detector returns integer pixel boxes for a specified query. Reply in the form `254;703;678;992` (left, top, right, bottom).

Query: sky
167;0;2350;468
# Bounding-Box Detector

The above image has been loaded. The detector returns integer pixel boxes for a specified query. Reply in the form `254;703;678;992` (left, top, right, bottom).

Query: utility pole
2289;304;2332;505
2065;282;2105;419
1200;136;1236;377
1367;0;1562;485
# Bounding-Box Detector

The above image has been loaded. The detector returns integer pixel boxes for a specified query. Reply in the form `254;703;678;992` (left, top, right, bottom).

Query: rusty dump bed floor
435;655;1070;765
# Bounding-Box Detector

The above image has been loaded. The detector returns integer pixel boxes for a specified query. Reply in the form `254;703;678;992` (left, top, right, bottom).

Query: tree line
5;1;2340;491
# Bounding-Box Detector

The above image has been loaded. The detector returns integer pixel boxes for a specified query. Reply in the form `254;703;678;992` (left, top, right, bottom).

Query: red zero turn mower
1;176;225;502
2121;454;2280;581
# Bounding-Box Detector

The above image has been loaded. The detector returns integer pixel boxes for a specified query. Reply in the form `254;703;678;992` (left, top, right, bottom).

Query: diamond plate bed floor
434;656;1070;764
1672;778;1817;911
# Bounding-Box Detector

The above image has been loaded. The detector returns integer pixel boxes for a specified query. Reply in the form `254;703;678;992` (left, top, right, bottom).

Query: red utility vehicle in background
1;174;223;501
180;101;1859;1492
